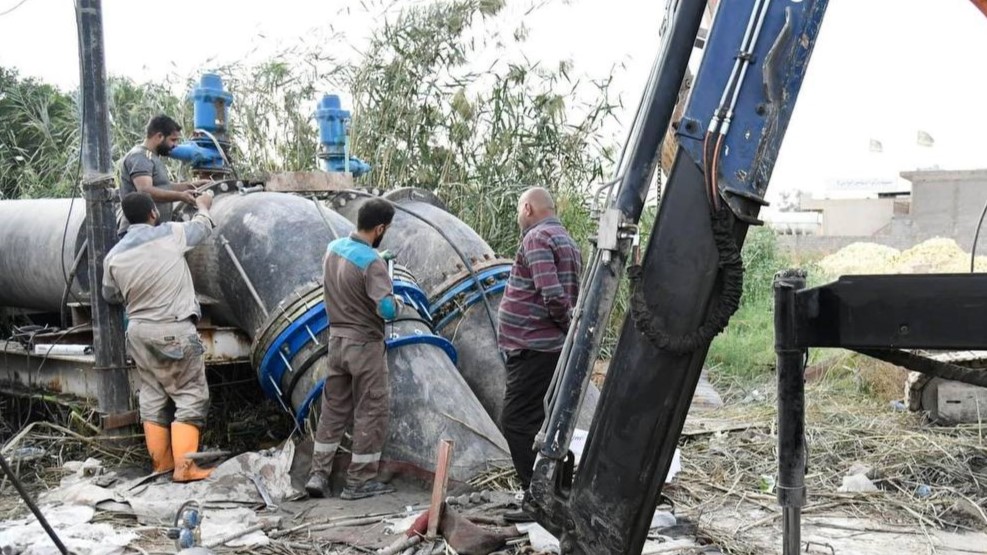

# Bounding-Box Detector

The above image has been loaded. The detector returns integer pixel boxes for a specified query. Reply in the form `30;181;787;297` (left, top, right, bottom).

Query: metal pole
76;0;131;426
0;452;71;555
774;269;807;555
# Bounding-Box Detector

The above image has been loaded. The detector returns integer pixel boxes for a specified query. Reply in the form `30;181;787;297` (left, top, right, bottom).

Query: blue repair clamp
429;264;512;331
393;279;432;321
257;303;330;400
293;333;458;425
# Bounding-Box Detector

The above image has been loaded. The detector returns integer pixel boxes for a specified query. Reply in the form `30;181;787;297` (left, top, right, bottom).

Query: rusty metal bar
427;439;454;539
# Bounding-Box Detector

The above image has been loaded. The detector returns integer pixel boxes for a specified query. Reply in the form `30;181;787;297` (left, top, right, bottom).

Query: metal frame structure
773;271;987;554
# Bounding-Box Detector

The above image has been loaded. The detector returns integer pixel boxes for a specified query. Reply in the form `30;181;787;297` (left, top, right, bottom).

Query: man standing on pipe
497;187;582;522
306;198;400;500
102;191;216;482
116;115;207;237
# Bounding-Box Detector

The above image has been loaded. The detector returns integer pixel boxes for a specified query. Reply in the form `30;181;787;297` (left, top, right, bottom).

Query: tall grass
0;68;190;199
707;227;791;379
348;0;618;253
0;68;79;199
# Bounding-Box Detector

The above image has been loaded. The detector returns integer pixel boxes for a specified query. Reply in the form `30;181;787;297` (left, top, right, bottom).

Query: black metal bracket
794;273;987;351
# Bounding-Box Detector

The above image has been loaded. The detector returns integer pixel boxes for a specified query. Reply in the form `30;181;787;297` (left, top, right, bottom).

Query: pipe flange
254;268;460;420
252;281;327;400
324;187;384;210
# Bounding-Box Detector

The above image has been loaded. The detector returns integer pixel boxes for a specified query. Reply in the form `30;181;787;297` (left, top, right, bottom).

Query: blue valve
174;73;234;173
315;94;371;177
189;73;233;135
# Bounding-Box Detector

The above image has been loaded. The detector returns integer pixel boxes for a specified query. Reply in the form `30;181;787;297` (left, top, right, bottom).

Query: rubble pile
818;237;987;276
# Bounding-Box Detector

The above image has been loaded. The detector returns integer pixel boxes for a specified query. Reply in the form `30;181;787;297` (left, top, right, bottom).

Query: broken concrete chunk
515;521;559;553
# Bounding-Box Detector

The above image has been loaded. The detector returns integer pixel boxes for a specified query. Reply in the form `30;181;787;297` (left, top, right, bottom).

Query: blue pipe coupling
252;276;457;425
429;264;512;332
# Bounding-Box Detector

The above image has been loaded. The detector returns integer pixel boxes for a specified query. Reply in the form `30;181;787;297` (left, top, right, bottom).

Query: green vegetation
0;0;808;385
706;227;789;380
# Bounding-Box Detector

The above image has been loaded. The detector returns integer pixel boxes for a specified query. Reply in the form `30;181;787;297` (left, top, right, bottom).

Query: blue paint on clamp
430;264;511;332
257;303;330;400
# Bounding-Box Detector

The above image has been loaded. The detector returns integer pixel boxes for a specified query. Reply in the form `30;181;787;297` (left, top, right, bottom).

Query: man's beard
155;143;173;156
372;235;384;249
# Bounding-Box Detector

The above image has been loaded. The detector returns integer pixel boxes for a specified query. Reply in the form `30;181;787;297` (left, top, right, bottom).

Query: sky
1;0;985;207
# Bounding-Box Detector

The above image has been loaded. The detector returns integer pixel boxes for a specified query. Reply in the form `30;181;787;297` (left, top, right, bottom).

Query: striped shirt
497;216;582;353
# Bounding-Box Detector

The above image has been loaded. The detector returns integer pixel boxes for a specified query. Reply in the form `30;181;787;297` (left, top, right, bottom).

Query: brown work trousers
126;319;209;427
311;336;389;486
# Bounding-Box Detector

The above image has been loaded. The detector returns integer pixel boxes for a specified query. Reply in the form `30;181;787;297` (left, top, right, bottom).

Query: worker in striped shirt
497;187;582;522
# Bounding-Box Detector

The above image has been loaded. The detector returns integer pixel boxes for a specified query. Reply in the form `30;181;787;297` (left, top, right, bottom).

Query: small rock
915;485;932;498
742;389;766;404
649;510;677;530
838;474;878;493
469;492;484;505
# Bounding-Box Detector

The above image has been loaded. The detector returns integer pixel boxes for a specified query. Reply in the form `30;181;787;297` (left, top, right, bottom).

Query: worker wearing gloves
102;190;216;482
306;198;400;500
117;115;208;236
497;187;582;522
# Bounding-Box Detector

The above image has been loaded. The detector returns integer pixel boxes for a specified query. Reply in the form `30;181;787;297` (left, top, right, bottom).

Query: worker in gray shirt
117;115;207;236
103;191;216;482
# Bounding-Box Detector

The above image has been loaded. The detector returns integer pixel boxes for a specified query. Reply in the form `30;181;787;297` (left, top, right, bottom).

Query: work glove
379;250;397;262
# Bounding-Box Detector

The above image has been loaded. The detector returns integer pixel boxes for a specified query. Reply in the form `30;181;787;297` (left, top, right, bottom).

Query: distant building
775;169;987;253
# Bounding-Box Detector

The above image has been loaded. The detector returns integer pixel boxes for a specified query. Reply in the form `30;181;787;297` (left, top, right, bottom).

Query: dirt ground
3;362;987;554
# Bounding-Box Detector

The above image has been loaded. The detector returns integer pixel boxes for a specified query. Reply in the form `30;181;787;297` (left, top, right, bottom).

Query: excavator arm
533;1;987;554
531;0;827;553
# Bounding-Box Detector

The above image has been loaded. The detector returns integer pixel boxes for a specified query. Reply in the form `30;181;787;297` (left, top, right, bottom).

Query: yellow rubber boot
143;422;174;473
171;422;213;482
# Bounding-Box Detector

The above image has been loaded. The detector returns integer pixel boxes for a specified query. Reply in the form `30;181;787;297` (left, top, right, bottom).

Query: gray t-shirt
117;145;174;235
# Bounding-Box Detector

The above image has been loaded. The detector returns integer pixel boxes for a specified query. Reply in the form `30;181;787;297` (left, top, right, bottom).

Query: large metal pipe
190;193;507;479
329;188;600;428
0;200;88;312
0;191;509;480
185;191;510;480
